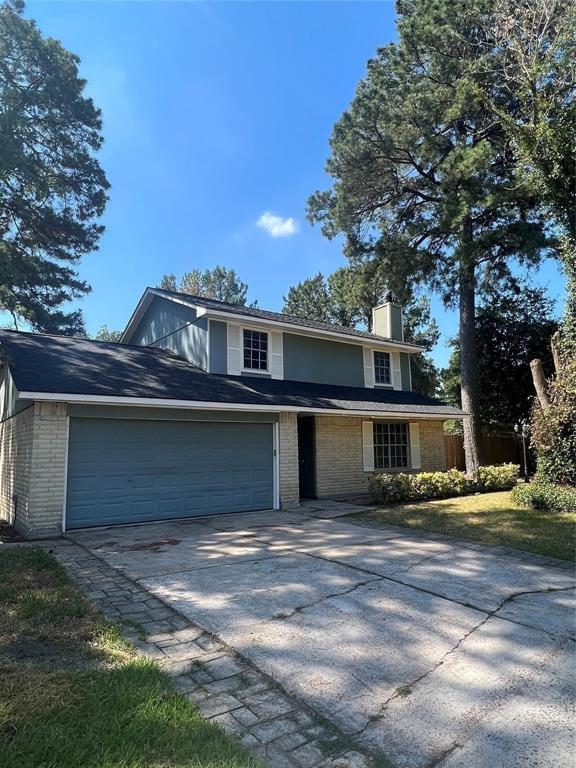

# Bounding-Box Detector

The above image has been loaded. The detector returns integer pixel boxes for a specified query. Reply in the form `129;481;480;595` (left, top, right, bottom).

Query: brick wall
279;412;299;507
0;404;34;528
315;415;447;498
419;420;448;472
315;415;367;497
0;401;68;538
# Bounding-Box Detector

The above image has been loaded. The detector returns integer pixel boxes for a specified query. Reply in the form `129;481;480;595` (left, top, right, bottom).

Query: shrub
368;473;413;505
368;464;518;505
474;463;519;492
512;482;576;514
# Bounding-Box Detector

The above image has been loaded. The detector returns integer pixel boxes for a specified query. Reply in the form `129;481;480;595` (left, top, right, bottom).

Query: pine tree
0;0;109;333
308;0;555;471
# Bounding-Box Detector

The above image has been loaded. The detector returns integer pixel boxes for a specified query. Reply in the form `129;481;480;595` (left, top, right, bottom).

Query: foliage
512;482;576;514
530;243;576;486
368;464;519;505
0;0;109;334
91;325;122;343
283;272;333;323
159;265;254;306
441;287;557;432
481;0;576;239
307;0;567;472
475;463;520;492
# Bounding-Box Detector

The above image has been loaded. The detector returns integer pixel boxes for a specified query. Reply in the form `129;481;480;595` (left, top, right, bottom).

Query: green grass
0;548;259;768
359;491;576;561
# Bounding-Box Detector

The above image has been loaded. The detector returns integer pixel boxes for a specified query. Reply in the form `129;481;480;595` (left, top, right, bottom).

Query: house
0;288;464;537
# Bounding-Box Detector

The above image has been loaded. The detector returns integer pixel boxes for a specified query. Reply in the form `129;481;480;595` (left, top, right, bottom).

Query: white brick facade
0;403;34;529
278;411;299;507
0;401;447;536
0;401;68;537
315;415;447;498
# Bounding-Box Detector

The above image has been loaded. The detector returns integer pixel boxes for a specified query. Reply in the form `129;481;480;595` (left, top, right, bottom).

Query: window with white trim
373;422;409;469
243;329;268;370
374;351;391;385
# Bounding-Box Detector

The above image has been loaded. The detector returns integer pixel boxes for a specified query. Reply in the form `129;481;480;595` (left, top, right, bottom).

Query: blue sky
27;1;565;367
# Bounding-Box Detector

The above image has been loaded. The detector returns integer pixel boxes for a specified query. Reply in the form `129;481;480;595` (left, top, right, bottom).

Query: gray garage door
66;418;274;529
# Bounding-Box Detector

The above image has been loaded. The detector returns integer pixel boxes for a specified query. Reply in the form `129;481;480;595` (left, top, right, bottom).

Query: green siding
209;320;228;374
400;352;412;391
129;296;208;368
283;333;364;387
390;305;403;341
68;405;278;423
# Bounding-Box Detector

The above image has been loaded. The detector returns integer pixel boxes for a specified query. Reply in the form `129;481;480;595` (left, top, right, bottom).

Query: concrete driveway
70;504;575;768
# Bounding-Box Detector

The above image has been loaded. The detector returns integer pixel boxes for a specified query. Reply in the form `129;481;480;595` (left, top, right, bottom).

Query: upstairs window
243;329;268;371
374;422;409;470
374;351;391;385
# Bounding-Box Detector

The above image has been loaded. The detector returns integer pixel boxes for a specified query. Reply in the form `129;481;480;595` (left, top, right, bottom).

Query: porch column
278;412;299;508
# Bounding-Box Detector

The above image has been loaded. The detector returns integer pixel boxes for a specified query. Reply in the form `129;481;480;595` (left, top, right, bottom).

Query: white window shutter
363;348;374;388
270;332;284;379
391;351;402;390
362;421;375;472
227;324;242;375
409;423;421;469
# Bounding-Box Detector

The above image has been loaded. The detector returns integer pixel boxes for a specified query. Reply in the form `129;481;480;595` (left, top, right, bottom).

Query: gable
130;296;197;346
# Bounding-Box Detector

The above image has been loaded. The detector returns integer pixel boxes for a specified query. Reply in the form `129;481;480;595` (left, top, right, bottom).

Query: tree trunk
550;331;561;373
459;255;481;474
530;359;551;409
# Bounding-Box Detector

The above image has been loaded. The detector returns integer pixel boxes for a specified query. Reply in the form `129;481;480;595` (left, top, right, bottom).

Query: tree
282;273;333;323
283;267;440;396
159;266;253;306
92;325;122;343
0;0;109;334
479;0;576;240
307;0;554;472
403;296;440;397
530;253;576;486
441;287;558;433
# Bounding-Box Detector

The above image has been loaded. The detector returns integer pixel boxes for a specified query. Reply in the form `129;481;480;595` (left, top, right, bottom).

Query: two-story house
0;287;464;537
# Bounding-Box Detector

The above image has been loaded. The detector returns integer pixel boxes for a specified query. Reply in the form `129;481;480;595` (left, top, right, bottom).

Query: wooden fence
444;433;522;471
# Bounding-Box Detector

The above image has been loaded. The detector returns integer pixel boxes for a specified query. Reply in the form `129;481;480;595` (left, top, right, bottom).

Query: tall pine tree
0;1;109;333
308;0;554;472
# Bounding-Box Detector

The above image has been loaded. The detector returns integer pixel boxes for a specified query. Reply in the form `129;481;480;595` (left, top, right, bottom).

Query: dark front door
297;415;316;498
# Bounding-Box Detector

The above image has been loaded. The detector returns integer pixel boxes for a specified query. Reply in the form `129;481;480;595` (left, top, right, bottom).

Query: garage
65;418;275;529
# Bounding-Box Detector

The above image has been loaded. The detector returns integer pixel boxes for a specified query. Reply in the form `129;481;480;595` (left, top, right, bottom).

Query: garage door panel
66;418;274;529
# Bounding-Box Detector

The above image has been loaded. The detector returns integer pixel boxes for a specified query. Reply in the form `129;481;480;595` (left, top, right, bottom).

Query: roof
0;330;464;418
123;287;425;351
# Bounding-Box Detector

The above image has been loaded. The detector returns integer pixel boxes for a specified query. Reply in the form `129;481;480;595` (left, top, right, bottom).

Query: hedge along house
0;288;464;538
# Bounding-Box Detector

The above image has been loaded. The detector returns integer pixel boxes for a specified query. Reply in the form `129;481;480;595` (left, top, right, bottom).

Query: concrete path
70;507;576;768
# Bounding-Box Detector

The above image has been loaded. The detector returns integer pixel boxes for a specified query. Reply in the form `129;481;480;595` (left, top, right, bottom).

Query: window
243;329;268;370
374;422;409;469
374;351;391;385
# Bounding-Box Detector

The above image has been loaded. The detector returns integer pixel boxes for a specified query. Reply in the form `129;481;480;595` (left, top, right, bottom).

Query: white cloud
256;212;298;238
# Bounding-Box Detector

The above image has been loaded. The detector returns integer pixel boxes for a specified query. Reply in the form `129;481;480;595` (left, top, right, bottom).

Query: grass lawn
359;491;576;561
0;548;259;768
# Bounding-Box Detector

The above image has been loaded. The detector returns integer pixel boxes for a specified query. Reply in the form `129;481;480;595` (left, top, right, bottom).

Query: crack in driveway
352;584;576;735
248;532;575;641
270;575;382;621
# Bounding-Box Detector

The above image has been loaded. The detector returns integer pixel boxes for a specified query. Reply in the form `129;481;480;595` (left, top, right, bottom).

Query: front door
297;415;316;498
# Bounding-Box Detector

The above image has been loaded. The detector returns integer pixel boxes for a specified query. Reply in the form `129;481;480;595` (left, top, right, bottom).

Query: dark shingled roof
0;329;464;417
150;287;425;349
